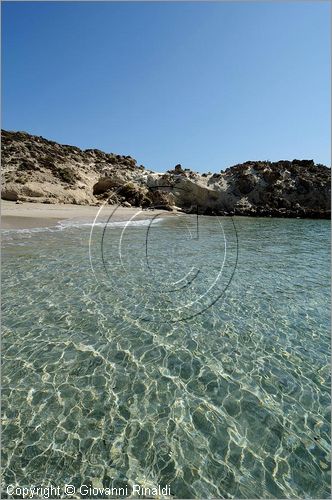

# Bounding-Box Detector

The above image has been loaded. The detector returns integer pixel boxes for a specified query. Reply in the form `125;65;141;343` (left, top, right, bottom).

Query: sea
1;213;330;499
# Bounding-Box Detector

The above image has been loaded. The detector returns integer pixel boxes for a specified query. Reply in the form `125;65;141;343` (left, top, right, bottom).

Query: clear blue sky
2;1;330;172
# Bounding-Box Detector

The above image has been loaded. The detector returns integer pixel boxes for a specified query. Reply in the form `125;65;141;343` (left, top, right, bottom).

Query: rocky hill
1;129;330;218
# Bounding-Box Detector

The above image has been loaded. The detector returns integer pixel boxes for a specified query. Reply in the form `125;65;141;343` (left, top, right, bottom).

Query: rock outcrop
1;130;330;218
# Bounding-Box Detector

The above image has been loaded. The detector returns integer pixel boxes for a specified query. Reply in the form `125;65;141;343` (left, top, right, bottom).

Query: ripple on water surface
1;216;331;498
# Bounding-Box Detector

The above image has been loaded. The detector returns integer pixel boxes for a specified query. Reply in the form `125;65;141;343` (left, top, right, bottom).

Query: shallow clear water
2;214;330;499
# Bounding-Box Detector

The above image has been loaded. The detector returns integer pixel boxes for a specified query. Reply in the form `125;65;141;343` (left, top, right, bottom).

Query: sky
2;1;330;172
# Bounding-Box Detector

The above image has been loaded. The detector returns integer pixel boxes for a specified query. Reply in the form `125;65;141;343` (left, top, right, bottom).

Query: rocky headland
1;130;330;219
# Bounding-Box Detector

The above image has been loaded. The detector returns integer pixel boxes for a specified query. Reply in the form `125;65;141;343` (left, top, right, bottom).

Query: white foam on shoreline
59;218;163;229
1;217;164;237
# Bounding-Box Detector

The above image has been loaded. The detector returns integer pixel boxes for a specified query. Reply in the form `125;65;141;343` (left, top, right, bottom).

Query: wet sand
1;201;175;230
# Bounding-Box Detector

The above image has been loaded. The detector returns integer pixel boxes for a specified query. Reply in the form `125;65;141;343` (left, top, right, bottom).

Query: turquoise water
2;215;330;498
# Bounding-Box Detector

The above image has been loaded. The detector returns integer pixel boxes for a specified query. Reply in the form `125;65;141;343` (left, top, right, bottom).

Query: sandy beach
1;200;176;230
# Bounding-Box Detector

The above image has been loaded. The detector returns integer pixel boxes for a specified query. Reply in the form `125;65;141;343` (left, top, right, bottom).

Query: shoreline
1;200;330;231
1;201;176;230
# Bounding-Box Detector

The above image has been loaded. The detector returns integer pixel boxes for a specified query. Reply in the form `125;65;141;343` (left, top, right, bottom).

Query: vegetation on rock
1;130;330;218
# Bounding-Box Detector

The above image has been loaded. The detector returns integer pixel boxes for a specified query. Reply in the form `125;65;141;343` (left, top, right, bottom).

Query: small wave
58;218;164;230
1;217;163;238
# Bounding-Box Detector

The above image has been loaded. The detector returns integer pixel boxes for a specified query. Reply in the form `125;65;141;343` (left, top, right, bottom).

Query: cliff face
1;130;146;206
1;130;330;218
